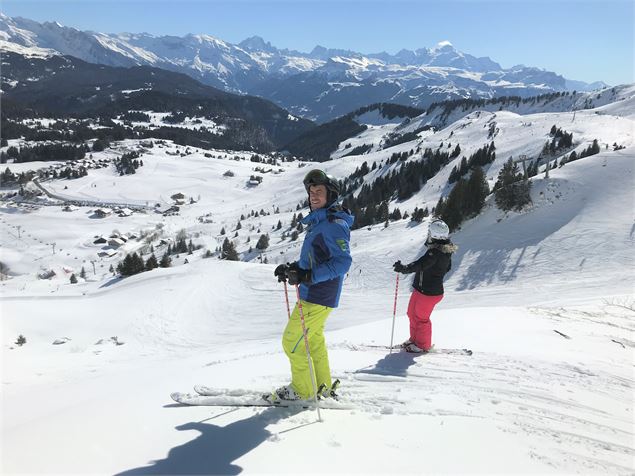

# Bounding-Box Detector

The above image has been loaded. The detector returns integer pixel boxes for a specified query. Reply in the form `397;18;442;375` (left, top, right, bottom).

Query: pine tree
465;166;489;217
145;254;158;270
434;196;445;219
222;238;239;261
160;252;172;268
133;253;145;274
80;267;86;279
389;208;402;221
256;234;270;250
567;150;577;163
70;273;78;284
440;179;466;232
377;201;389;223
494;158;531;211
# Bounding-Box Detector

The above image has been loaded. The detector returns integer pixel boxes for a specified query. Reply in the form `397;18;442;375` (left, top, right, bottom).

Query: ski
172;388;353;409
346;343;473;356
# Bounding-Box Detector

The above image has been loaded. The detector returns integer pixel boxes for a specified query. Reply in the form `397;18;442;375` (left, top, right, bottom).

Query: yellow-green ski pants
282;300;333;399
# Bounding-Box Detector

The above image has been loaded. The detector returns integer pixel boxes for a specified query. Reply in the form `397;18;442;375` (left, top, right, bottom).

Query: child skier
393;219;458;353
272;169;354;401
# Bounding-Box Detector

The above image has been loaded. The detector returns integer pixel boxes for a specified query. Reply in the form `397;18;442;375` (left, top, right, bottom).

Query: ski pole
294;284;322;422
389;273;400;354
283;281;292;320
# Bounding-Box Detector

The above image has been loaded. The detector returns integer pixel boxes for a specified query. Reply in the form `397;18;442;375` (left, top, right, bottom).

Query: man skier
272;169;354;401
393;219;457;353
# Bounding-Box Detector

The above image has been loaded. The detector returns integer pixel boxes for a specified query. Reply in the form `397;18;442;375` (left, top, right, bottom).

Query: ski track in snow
172;339;635;473
335;349;634;473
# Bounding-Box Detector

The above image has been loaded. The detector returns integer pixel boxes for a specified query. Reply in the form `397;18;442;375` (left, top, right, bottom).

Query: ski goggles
303;169;330;190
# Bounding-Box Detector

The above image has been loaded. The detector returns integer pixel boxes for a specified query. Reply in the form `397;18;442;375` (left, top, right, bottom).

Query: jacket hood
302;205;354;228
428;242;459;254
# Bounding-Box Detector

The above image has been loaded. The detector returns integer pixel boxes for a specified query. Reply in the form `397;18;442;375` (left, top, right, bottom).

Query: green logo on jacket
336;239;347;252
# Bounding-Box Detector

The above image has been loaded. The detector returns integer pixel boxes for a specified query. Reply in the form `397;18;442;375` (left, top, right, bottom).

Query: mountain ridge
0;14;609;122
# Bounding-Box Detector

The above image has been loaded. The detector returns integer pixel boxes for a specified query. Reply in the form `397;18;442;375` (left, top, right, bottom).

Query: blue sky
2;0;633;85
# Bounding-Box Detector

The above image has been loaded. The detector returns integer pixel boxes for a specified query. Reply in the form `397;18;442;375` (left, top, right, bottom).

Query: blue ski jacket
297;205;354;308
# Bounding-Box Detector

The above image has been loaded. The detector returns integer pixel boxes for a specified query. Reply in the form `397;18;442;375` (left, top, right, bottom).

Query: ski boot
317;379;341;401
263;385;301;405
404;342;429;353
399;338;413;349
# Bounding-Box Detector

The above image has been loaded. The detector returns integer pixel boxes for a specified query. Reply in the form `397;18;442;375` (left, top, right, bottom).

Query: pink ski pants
406;290;444;351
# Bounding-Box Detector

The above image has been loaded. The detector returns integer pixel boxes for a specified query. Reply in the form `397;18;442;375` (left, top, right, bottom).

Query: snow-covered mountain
282;84;634;161
0;50;314;151
0;13;609;122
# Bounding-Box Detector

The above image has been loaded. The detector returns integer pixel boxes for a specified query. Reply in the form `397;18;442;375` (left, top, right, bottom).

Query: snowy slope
321;84;635;164
2;94;634;474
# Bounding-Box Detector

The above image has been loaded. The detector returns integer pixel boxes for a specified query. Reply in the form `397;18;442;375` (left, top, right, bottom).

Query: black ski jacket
401;241;458;296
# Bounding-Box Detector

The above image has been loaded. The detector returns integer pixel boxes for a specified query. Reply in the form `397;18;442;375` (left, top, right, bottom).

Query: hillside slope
1;90;634;475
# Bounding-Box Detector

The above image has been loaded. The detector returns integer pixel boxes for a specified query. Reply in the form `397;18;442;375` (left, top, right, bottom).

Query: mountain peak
42;20;65;29
433;40;454;51
239;36;276;52
309;45;361;60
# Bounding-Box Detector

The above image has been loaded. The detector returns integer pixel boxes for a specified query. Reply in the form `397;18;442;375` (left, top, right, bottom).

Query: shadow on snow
115;406;303;475
354;351;419;378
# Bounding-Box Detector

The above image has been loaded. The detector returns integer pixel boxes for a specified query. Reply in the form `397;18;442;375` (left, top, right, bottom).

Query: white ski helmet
427;219;450;241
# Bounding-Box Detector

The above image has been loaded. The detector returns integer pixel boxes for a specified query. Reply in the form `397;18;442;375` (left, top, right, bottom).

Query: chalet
115;208;133;217
162;205;180;216
108;238;125;248
248;175;263;186
38;269;56;280
93;208;111;218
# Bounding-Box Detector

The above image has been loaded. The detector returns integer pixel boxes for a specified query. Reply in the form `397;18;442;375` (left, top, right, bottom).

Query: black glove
274;264;289;283
393;260;405;273
287;267;311;286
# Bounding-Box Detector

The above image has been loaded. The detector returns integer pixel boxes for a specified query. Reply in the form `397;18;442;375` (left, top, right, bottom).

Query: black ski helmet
303;169;340;205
